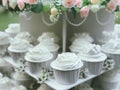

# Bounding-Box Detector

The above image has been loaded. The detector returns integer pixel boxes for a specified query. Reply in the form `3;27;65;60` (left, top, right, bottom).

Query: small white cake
11;85;27;90
37;38;59;58
25;45;53;74
69;38;94;54
15;32;35;44
78;45;107;75
102;39;120;68
5;23;20;37
37;32;59;43
8;39;32;63
71;32;94;43
51;52;83;85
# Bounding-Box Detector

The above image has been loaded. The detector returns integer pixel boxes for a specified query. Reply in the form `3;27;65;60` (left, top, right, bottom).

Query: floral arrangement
2;0;120;22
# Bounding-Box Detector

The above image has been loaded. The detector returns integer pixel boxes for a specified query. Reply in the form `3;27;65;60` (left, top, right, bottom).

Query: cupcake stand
2;8;120;90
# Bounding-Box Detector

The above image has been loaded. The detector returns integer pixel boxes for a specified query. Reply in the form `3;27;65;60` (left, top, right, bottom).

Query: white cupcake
37;32;59;43
69;38;93;54
78;45;107;75
8;39;32;64
0;77;14;90
25;45;53;74
12;71;32;88
37;38;59;59
0;31;10;56
71;32;94;43
11;85;27;90
5;23;20;38
51;52;83;85
102;39;120;68
15;32;35;44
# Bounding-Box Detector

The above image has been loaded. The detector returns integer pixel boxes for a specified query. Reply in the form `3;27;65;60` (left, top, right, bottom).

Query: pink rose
2;0;8;6
24;0;37;4
17;0;25;10
75;0;83;8
107;1;117;11
63;0;76;8
80;6;90;18
9;0;17;9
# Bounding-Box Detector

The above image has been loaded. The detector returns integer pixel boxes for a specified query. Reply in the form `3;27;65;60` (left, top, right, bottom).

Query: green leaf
43;5;51;12
31;2;43;13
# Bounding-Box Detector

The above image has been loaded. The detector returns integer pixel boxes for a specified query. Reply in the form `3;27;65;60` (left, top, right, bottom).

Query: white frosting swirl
78;45;107;62
15;32;35;43
0;32;10;45
102;39;120;54
51;52;83;70
38;32;59;43
70;38;93;54
25;45;53;62
11;85;27;90
71;33;94;43
8;39;31;52
38;38;59;51
5;23;20;33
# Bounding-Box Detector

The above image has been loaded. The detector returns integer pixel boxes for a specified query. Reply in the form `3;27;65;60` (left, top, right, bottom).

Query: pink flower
114;0;120;5
24;0;37;4
63;0;76;8
17;0;25;10
2;0;8;6
9;0;17;9
107;1;117;11
80;6;90;18
75;0;83;8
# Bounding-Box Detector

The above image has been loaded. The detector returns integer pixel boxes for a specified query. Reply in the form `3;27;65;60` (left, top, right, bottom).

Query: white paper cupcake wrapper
53;69;80;85
83;61;104;75
9;52;25;64
26;60;53;74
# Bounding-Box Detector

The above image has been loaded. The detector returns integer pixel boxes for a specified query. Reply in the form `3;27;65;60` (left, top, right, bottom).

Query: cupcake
0;31;10;56
37;32;59;43
70;32;94;43
11;85;27;90
0;77;14;90
5;23;20;38
15;32;35;44
78;45;107;75
69;38;93;54
25;45;53;74
12;71;32;88
102;39;120;68
8;39;32;64
51;52;83;85
37;38;59;59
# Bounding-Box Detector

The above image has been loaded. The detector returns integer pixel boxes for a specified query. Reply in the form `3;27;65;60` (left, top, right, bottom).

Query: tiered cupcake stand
2;8;119;90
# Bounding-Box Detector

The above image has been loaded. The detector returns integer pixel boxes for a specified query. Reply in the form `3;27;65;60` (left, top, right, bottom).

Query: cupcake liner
26;60;53;74
9;51;26;64
53;69;80;85
83;61;104;75
0;44;9;56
